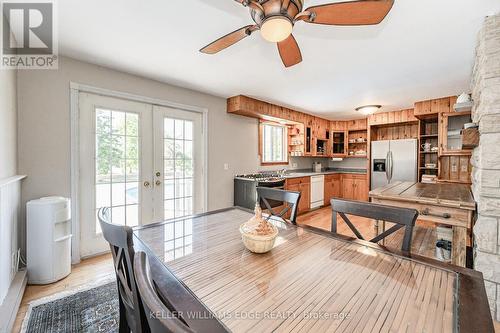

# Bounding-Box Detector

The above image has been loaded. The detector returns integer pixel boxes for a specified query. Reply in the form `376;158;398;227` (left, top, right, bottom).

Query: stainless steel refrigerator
371;139;418;190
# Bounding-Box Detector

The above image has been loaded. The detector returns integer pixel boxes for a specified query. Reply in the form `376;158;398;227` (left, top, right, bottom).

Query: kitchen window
261;122;288;165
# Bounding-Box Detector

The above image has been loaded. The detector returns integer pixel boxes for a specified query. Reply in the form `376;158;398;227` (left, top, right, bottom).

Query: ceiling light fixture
260;17;293;43
355;105;382;115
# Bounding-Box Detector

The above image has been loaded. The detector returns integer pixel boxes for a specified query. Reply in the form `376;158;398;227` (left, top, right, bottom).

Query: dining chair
330;198;419;252
256;187;301;224
134;251;196;333
98;208;148;333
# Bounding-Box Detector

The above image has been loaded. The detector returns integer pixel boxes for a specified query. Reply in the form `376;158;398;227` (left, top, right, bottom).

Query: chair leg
118;298;131;333
376;220;386;246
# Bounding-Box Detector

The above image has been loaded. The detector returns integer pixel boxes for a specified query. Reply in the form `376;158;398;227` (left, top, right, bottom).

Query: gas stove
234;173;286;210
235;173;285;183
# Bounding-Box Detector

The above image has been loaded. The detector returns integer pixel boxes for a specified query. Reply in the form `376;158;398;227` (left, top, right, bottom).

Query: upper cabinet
368;109;417;126
347;119;367;131
414;96;457;119
439;111;473;155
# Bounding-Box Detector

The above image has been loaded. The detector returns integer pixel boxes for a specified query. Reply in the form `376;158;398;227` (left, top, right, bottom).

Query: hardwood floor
297;206;439;259
12;253;114;333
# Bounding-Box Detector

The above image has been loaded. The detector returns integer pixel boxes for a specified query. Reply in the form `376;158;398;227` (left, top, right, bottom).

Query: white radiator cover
0;176;24;305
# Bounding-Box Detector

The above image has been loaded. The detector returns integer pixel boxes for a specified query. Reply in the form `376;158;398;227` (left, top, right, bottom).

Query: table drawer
371;198;472;228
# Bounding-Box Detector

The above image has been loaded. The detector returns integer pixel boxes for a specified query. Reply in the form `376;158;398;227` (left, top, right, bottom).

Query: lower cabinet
285;177;311;214
342;174;369;202
287;173;368;216
324;174;342;205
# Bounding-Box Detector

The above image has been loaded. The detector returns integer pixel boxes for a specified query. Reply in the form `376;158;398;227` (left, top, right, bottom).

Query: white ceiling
59;0;500;119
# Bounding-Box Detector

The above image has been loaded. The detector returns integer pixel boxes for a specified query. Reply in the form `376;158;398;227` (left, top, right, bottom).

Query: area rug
21;276;120;333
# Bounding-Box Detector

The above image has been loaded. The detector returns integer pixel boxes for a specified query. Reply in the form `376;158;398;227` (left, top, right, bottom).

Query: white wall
17;57;244;211
18;57;326;215
0;68;17;179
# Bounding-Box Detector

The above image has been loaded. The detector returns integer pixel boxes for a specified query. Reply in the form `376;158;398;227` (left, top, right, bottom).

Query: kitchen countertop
283;168;367;178
234;168;367;181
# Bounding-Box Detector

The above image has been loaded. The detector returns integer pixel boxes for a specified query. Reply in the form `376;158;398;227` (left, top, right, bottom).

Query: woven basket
239;224;278;254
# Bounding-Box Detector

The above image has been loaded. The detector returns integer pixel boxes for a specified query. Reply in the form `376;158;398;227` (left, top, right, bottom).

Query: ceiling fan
200;0;394;68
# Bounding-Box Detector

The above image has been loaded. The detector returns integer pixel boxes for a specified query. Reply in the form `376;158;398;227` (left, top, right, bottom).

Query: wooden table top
133;208;491;333
369;182;476;210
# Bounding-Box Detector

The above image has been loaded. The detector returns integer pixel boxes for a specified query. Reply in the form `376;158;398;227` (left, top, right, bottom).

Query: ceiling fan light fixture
260;17;293;43
355;105;381;115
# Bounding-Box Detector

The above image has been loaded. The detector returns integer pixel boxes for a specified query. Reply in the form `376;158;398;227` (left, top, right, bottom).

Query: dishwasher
310;175;325;209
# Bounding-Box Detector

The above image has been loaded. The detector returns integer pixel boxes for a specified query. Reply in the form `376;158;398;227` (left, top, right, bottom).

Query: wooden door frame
70;82;208;264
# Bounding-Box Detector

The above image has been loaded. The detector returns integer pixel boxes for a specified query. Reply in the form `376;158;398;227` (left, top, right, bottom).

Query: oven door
257;180;285;208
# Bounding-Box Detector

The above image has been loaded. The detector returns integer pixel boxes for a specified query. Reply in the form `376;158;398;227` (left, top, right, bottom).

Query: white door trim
69;82;209;263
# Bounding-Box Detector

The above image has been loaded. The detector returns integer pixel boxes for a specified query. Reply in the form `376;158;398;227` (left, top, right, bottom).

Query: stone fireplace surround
471;13;500;322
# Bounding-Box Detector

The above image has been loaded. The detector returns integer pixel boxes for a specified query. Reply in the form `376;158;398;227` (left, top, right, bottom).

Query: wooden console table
369;181;475;267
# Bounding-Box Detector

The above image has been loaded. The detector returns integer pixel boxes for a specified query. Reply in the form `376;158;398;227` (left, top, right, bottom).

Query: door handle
155;180;162;186
143;181;151;188
389;151;394;182
385;152;391;182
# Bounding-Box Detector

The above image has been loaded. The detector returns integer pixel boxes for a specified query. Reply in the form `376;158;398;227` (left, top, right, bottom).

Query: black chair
330;199;418;252
134;251;195;333
256;187;301;224
98;208;148;333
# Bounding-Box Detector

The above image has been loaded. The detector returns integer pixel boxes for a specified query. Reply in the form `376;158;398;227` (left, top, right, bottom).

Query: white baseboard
0;270;27;333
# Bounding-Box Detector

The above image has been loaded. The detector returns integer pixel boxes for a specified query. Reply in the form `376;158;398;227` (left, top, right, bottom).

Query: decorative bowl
240;224;278;254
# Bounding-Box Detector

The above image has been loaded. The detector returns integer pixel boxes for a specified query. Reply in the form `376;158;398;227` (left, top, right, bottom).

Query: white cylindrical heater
27;197;72;284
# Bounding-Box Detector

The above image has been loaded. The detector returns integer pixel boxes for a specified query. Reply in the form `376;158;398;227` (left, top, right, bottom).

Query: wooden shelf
442;110;471;117
420;167;438;170
348;142;367;144
347;155;367;158
420;151;438;154
420;134;438;138
440;150;472;156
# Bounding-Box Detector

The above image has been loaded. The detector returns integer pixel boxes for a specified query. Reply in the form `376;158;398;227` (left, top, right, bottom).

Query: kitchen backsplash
328;158;367;169
257;156;366;173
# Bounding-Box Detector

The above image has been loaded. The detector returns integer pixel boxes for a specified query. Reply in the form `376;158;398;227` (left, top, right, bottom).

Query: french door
152;105;205;221
78;93;205;258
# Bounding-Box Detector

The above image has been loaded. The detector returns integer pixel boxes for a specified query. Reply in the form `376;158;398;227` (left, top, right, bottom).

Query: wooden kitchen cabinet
414;96;457;119
347;119;367;131
341;174;368;201
286;177;310;214
324;174;342;205
353;177;369;201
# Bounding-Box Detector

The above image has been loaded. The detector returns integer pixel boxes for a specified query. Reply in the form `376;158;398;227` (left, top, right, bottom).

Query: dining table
133;207;492;333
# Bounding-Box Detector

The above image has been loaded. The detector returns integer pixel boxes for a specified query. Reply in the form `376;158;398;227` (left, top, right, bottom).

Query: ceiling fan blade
200;25;257;54
277;34;302;68
304;0;394;25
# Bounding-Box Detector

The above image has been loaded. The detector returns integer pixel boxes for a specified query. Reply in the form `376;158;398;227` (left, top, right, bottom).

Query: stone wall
471;13;500;321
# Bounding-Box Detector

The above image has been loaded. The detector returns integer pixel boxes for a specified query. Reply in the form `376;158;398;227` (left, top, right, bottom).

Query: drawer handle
421;208;451;219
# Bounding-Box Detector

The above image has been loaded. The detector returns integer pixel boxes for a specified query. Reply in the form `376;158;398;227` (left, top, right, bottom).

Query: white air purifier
27;197;72;284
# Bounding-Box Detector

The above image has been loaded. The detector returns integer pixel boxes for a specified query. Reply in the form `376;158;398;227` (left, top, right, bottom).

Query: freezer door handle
389;150;394;182
387;151;394;182
385;151;391;182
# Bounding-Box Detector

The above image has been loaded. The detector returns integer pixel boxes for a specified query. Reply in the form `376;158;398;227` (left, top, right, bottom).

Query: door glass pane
95;108;140;233
163;117;194;220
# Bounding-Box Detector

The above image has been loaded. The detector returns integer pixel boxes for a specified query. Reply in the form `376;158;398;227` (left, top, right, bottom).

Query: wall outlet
224;163;229;170
292;163;298;168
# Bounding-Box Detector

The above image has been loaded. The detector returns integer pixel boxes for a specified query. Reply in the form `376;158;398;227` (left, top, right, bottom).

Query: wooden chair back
134;251;195;333
330;199;418;252
98;208;147;333
256;187;301;224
